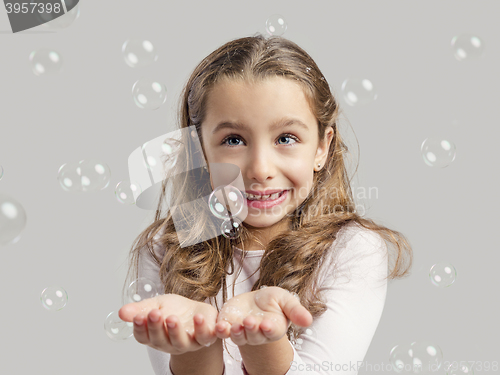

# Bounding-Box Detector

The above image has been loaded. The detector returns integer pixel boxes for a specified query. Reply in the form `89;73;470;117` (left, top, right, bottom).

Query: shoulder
318;222;388;286
337;221;387;259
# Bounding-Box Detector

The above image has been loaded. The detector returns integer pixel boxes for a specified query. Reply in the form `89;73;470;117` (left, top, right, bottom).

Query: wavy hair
122;33;413;355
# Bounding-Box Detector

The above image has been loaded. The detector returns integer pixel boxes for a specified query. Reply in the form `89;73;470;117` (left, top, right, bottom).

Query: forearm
170;337;225;375
239;335;293;375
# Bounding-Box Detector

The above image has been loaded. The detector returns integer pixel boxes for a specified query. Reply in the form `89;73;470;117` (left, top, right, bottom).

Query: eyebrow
211;117;309;135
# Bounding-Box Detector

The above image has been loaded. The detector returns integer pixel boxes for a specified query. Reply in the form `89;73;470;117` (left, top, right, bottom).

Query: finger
165;315;191;351
258;318;282;341
215;321;231;339
243;316;267;345
146;309;171;349
230;323;247;346
193;314;216;346
132;314;151;345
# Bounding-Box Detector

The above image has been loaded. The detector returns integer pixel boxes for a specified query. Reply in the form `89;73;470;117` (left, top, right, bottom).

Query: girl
119;33;413;375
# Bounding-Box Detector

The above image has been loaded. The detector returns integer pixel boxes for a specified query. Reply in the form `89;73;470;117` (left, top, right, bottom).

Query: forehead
204;77;316;130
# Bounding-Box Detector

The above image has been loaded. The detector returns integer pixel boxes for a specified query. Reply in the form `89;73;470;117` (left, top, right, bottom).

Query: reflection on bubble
127;277;158;303
221;217;242;239
57;159;111;192
122;38;159;68
0;165;3;180
341;78;378;107
0;193;27;246
40;286;68;311
115;181;142;205
78;159;111;191
290;323;318;351
429;262;457;288
141;138;180;172
209;185;245;220
421;137;456;168
390;341;443;373
104;311;134;341
29;49;63;76
451;34;484;61
265;14;287;36
389;343;414;373
132;78;167;110
446;363;474;375
410;341;443;373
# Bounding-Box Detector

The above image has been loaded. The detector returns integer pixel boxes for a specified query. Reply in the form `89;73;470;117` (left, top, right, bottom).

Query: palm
215;286;312;346
120;293;218;336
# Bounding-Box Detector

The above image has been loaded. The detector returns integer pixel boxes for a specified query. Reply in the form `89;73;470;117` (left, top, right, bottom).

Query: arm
238;227;389;375
239;334;292;375
170;338;224;375
138;232;226;375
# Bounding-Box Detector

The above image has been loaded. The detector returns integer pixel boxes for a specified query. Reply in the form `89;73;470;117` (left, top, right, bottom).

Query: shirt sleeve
133;231;174;375
284;227;389;375
137;233;228;375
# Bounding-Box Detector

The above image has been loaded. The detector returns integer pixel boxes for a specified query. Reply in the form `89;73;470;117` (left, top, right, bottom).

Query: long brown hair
122;33;413;351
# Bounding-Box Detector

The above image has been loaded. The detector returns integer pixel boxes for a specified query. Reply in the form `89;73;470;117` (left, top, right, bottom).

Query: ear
314;126;334;169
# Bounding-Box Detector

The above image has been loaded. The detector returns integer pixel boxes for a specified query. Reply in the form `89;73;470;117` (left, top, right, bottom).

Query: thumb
279;292;313;328
119;302;149;322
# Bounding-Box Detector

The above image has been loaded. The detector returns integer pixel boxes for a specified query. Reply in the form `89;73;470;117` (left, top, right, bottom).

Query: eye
220;133;299;148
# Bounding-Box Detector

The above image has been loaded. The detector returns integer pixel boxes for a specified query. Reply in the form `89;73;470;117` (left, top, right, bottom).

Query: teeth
245;191;283;200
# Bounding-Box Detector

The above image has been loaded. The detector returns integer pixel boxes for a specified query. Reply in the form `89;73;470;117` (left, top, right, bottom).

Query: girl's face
201;77;333;231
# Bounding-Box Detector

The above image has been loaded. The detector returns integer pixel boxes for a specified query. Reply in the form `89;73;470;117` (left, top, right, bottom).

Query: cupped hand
119;293;219;355
214;286;313;346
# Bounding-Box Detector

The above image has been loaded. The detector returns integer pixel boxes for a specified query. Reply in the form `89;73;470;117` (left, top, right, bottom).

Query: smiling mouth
243;190;289;201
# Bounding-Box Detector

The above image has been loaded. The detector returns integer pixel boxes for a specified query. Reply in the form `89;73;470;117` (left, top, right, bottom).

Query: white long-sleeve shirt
137;221;388;375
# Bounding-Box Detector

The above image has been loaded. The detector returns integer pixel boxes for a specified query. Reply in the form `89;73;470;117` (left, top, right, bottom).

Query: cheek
289;171;314;201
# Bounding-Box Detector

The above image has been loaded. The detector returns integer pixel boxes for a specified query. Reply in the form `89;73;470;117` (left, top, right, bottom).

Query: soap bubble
291;326;318;350
0;165;4;180
209;185;245;220
451;34;484;61
127;277;158;303
143;137;180;171
341;78;378;106
132;78;167;110
303;326;318;342
40;286;68;311
429;262;457;288
410;341;443;373
221;217;242;239
389;343;414;373
57;159;111;192
122;38;159;68
265;14;287;36
0;193;27;246
389;341;443;373
104;311;134;341
421;136;456;168
446;363;474;375
29;49;63;76
115;181;142;205
78;159;111;191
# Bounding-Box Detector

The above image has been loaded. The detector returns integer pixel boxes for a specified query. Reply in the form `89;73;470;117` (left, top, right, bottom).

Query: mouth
243;189;290;201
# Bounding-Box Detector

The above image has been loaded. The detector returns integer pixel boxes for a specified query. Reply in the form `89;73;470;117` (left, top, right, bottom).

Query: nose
244;146;276;183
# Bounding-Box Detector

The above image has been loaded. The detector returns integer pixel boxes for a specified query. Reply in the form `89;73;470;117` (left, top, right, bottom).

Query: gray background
0;0;498;374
